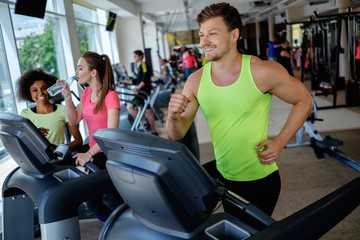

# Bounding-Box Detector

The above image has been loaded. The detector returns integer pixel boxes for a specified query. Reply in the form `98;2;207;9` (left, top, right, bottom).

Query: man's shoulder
249;55;262;64
187;67;204;83
183;69;203;98
250;55;281;74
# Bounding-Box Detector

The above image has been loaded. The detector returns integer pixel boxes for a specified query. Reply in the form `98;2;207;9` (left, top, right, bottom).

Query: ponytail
80;51;116;113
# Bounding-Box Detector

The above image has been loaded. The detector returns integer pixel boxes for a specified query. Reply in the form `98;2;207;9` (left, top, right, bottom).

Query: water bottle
47;76;76;97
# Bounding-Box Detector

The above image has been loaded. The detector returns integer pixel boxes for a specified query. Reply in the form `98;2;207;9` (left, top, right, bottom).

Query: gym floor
3;69;360;240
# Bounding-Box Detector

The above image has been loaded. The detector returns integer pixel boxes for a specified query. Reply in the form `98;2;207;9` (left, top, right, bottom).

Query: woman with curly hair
16;68;83;150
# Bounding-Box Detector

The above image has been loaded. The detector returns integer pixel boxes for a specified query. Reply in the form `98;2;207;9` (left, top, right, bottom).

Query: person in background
169;49;180;74
277;40;294;76
151;58;171;86
62;51;123;222
16;68;83;155
182;49;198;80
266;38;278;61
200;53;208;67
355;38;360;81
295;46;302;70
166;2;313;221
126;49;159;135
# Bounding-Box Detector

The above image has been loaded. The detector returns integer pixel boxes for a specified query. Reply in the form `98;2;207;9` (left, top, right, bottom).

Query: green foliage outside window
18;18;89;75
19;18;58;75
77;22;89;54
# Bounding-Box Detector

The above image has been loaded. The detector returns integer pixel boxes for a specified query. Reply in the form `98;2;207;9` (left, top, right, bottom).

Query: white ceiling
82;0;359;32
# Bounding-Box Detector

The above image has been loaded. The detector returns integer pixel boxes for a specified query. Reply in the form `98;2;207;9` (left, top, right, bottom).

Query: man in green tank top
166;2;313;219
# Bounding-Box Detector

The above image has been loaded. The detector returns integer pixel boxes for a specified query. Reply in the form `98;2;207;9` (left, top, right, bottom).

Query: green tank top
197;55;278;181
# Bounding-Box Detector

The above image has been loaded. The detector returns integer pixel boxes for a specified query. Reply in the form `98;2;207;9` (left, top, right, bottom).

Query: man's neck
212;52;242;70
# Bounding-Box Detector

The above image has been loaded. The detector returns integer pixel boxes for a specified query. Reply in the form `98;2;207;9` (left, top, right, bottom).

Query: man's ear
232;28;240;42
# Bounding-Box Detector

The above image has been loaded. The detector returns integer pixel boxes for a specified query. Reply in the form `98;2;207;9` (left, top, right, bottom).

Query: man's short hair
133;50;144;58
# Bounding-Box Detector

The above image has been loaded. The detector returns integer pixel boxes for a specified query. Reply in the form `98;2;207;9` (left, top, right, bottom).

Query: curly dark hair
16;68;57;102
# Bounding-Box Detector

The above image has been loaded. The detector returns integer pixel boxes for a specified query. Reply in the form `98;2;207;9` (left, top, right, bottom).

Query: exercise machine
286;8;360;109
93;128;360;239
286;94;360;172
117;85;152;132
116;83;200;159
1;111;359;239
0;112;116;240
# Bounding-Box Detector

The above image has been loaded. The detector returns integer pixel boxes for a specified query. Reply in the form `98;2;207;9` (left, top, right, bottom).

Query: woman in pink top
62;51;122;221
63;51;120;169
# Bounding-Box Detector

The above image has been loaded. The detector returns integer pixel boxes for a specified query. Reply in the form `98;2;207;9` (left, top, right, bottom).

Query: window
73;3;119;64
11;11;67;77
0;24;16;159
73;4;101;54
0;26;15;113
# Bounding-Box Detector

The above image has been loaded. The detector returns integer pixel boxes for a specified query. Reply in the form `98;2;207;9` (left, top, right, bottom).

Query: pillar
339;0;351;82
268;16;275;41
255;21;261;56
